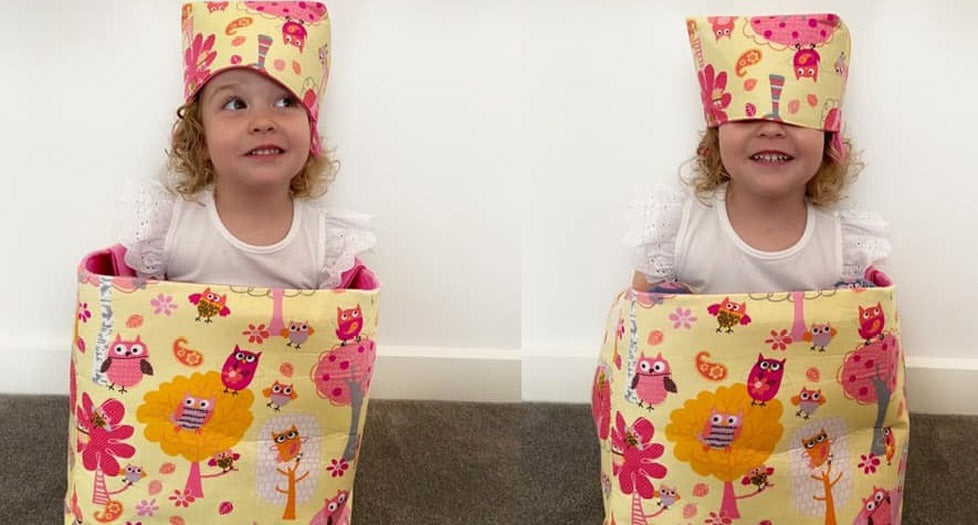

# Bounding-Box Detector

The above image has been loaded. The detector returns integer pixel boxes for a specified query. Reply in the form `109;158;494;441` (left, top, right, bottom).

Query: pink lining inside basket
81;244;379;290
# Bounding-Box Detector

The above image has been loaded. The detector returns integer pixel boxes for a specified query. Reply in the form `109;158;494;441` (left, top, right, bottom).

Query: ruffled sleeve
118;177;176;279
839;209;892;280
318;207;377;289
622;183;686;281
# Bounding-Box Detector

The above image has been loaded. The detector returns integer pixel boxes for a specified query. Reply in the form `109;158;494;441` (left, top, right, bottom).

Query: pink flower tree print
698;64;732;126
184;32;217;98
610;412;668;523
592;363;612;440
312;338;377;461
837;332;900;457
75;393;136;506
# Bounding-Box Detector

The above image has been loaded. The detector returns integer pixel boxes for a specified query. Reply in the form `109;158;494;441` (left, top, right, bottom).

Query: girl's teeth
752;153;791;162
250;148;282;156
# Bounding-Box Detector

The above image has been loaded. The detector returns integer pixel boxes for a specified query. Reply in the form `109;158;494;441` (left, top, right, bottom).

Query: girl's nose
756;120;786;138
250;111;276;133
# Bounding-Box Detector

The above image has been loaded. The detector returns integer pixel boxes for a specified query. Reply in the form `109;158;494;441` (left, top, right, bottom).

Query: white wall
521;0;978;410
2;1;976;411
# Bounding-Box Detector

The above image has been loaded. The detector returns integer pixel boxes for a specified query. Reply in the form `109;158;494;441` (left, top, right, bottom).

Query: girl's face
199;68;311;193
718;120;825;202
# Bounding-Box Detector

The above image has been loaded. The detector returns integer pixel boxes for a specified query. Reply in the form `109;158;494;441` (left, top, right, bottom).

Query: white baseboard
521;348;978;416
0;339;521;403
3;339;976;414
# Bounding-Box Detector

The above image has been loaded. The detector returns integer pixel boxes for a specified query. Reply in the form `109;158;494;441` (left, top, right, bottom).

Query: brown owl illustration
707;297;752;333
188;287;231;323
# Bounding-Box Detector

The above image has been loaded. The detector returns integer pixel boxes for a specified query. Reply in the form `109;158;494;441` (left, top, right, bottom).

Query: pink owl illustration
310;489;350;525
697;408;743;452
336;304;364;344
708;16;736;40
188;287;231;323
802;322;837;352
280;320;315;349
244;2;329;53
169;394;215;433
100;334;154;393
746;353;786;406
854;487;893;525
207;449;241;472
221;345;262;394
707;297;751;333
630;352;677;409
858;302;885;345
748;14;843;82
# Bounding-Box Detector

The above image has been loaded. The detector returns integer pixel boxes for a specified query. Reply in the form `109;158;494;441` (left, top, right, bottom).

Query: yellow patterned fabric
592;286;907;524
181;2;332;154
686;14;850;132
65;254;378;524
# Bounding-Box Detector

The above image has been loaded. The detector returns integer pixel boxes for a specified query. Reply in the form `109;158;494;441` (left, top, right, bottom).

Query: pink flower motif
704;511;733;524
668;307;697;330
243;323;271;344
76;337;86;353
136;499;158;516
75;393;135;476
859;453;880;474
184;33;217;98
327;457;349;477
150;294;178;316
764;329;792;351
168;489;196;508
77;302;91;323
609;411;667;498
697;64;732;126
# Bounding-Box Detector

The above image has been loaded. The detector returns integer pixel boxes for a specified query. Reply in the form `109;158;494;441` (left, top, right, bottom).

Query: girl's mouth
247;147;284;156
750;152;793;163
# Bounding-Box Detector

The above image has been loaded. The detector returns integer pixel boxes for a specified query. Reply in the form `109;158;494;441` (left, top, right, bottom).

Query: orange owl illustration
791;387;826;419
801;428;833;469
262;380;298;411
188;287;231;323
803;323;837;352
280;320;315;349
335;304;364;345
882;426;896;466
270;425;306;463
707;297;751;333
858;302;885;345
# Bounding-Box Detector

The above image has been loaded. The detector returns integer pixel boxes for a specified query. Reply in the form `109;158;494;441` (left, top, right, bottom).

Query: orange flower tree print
137;371;253;502
665;383;783;520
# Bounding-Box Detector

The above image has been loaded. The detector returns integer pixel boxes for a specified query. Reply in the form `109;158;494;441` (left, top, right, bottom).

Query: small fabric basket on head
181;2;331;156
686;14;851;156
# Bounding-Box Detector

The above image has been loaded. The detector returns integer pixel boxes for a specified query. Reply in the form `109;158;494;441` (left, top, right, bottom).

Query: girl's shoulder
301;201;377;288
834;207;892;279
117;175;181;279
622;182;691;280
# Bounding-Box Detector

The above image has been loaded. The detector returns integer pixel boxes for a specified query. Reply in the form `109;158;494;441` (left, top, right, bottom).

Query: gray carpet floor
1;396;975;524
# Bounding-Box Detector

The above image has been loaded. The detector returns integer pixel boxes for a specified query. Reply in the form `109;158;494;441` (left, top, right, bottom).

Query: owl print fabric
686;14;850;133
592;286;908;524
65;249;379;524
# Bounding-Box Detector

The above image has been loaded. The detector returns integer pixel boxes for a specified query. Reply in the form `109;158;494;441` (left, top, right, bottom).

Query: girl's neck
724;182;808;252
212;183;295;246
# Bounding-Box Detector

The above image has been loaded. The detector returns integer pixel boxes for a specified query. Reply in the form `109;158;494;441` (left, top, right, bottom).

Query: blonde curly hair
165;97;337;199
685;127;862;207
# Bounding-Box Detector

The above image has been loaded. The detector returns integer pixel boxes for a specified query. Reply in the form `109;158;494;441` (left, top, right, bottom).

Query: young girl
120;1;374;290
625;13;889;294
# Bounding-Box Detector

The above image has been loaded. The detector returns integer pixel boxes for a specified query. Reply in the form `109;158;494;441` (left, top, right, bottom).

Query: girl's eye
274;97;298;108
221;97;246;110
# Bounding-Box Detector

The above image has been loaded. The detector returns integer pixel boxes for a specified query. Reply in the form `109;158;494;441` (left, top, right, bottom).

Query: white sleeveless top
623;183;891;294
118;180;375;289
